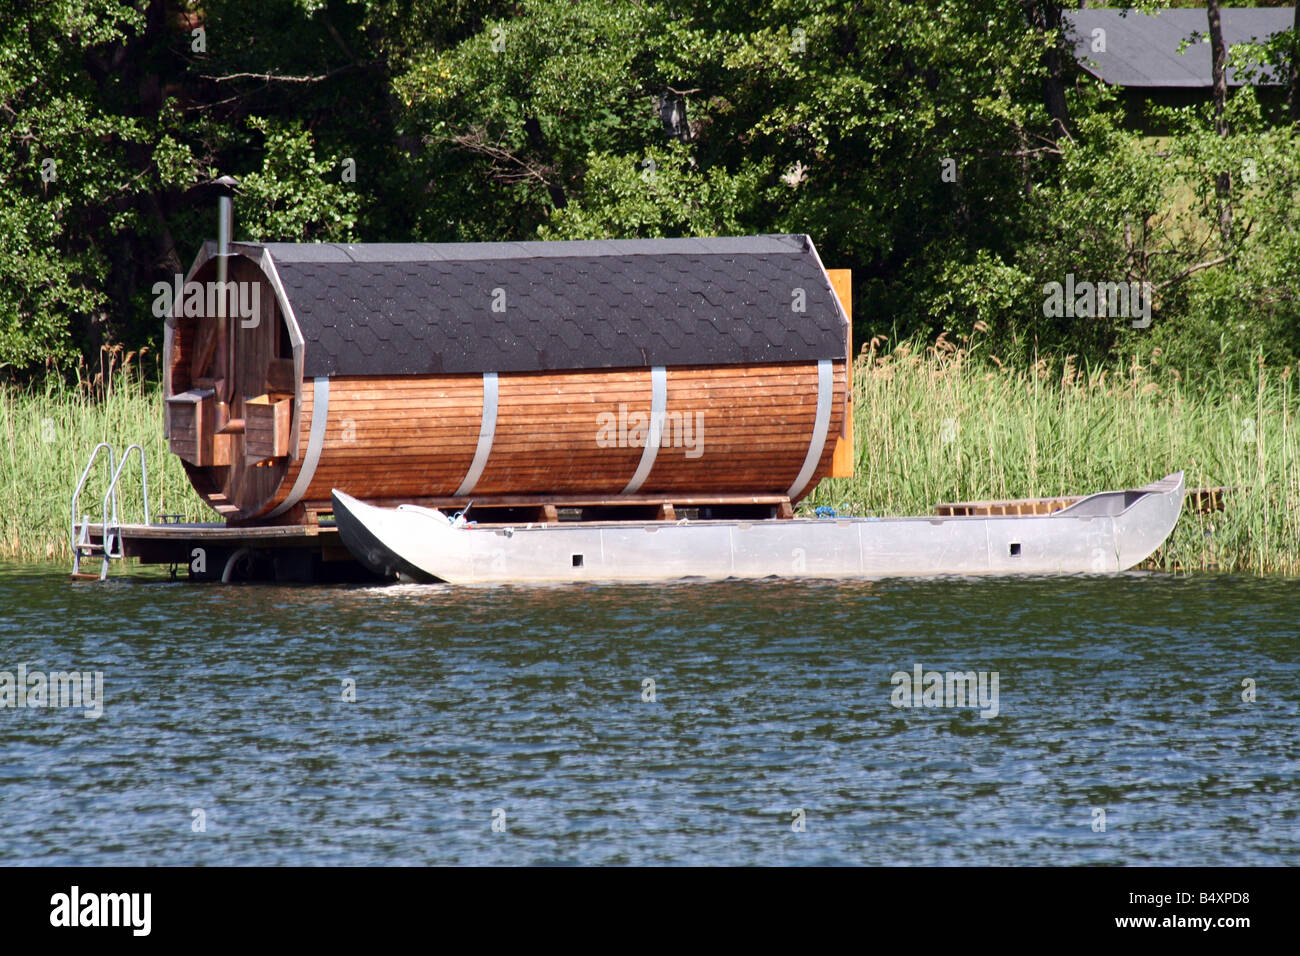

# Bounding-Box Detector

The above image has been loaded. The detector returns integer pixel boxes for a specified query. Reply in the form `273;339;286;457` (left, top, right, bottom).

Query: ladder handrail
101;444;150;558
70;443;116;558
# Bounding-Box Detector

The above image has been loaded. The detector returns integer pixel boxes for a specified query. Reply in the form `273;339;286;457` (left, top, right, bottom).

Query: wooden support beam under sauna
163;234;854;525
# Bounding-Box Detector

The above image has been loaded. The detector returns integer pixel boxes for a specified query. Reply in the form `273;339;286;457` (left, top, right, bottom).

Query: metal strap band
268;376;329;517
622;365;667;495
454;372;498;496
786;359;834;499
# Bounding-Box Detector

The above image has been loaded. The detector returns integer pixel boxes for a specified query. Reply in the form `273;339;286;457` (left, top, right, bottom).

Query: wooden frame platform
293;492;795;525
935;486;1227;517
76;521;361;583
75;492;796;583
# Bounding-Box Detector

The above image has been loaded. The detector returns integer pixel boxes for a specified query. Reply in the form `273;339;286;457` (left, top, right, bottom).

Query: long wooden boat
330;472;1185;585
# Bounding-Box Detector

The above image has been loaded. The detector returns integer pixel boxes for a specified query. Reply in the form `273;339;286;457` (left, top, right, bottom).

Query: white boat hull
332;473;1185;585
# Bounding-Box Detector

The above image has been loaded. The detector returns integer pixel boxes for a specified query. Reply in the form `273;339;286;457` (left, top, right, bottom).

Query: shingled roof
1066;8;1295;88
228;235;848;377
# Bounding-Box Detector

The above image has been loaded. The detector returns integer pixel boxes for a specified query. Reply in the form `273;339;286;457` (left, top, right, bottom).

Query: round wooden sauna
163;234;854;524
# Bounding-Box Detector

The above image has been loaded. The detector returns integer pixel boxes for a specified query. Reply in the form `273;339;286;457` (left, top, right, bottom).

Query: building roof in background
1065;7;1295;88
225;235;848;377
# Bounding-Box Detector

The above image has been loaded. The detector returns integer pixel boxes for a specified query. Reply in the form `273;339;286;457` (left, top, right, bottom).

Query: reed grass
805;332;1300;575
2;340;1298;574
0;348;208;562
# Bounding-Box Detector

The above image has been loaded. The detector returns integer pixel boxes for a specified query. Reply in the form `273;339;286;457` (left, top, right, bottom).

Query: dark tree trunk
523;116;568;209
1207;0;1232;242
1025;1;1071;140
1208;0;1228;136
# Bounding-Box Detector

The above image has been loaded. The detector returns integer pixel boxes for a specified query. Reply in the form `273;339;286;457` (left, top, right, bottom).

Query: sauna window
278;314;292;357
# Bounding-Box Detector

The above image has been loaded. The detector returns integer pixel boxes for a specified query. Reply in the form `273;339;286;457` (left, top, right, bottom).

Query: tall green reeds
806;334;1300;574
2;340;1298;573
0;348;208;562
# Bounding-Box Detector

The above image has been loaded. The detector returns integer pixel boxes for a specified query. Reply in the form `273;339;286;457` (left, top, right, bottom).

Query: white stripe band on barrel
786;359;834;500
454;372;498;496
268;376;330;517
622;365;666;495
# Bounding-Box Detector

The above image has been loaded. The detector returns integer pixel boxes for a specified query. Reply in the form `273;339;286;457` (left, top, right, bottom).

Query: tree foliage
1;0;1298;378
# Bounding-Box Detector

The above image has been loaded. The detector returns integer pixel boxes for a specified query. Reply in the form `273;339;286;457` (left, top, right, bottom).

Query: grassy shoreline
3;341;1297;573
0;353;208;563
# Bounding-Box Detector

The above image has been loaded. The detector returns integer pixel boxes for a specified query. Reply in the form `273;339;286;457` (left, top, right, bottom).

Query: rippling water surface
0;563;1296;865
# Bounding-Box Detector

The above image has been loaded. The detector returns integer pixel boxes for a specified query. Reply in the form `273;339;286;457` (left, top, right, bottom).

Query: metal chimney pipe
217;195;232;288
212;176;239;404
213;175;239;294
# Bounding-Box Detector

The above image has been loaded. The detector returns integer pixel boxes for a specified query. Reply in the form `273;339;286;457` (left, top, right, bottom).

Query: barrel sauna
163;234;854;523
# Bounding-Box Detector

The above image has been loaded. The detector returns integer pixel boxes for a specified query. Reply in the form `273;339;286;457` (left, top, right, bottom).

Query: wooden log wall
247;361;847;520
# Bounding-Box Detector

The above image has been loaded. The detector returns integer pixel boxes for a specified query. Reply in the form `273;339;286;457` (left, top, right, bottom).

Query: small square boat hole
1009;542;1021;556
571;554;584;568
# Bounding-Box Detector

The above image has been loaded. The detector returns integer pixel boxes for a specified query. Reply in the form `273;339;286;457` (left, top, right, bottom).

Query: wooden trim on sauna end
163;240;215;439
253;246;306;461
826;268;855;479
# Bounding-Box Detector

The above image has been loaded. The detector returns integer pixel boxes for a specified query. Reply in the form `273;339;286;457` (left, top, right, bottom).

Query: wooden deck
76;520;363;583
75;491;796;582
935;486;1228;517
291;492;795;524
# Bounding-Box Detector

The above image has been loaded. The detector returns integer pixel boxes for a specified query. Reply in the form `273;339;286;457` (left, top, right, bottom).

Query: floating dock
71;492;797;582
73;519;361;582
72;485;1226;584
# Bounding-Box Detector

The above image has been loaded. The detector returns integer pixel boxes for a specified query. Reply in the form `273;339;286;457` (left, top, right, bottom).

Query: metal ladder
70;443;150;580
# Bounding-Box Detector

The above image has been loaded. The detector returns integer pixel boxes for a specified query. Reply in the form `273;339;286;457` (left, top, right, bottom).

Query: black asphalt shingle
234;235;848;377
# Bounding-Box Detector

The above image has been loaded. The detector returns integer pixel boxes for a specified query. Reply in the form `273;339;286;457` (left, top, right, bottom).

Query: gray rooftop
231;235;848;377
1066;8;1294;88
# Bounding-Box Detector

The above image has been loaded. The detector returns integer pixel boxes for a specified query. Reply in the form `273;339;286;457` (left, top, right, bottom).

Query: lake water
0;563;1296;865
